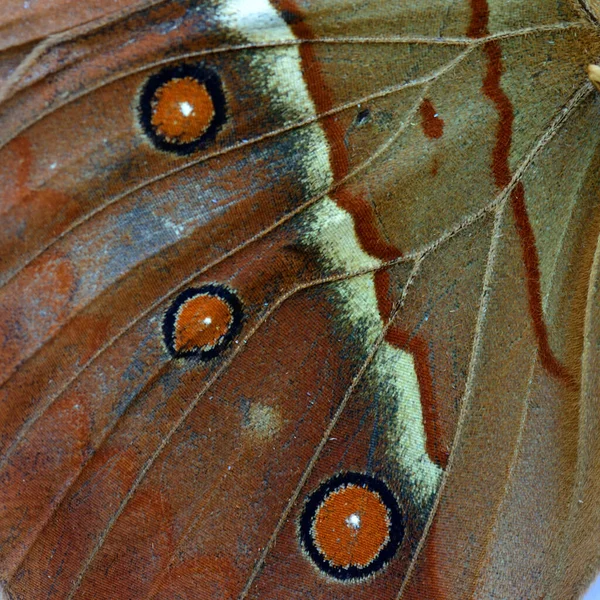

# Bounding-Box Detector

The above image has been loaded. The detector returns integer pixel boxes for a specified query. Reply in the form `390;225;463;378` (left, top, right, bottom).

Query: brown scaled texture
1;0;600;599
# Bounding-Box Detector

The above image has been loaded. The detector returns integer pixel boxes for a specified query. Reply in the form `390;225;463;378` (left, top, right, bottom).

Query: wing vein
395;79;593;600
0;45;474;291
238;256;425;599
0;74;436;464
59;262;416;599
0;21;585;147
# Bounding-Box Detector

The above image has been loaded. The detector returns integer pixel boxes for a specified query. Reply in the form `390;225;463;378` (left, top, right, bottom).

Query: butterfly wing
1;0;599;598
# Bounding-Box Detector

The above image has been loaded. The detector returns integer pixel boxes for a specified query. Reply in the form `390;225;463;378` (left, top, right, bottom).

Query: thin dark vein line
394;78;592;600
1;75;586;472
467;110;594;588
0;21;585;148
1;19;583;71
238;256;425;599
149;343;376;598
468;357;536;598
145;447;247;598
1;36;589;596
0;0;169;104
506;137;599;596
0;78;433;455
541;108;598;314
556;225;600;590
2;356;177;580
0;45;469;291
3;20;589;292
6;262;407;588
4;18;589;295
402;82;593;263
576;0;600;26
395;186;508;600
60;261;417;600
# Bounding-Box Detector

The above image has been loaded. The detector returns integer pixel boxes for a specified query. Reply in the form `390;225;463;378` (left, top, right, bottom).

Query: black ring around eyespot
163;284;243;360
138;63;227;155
299;472;404;581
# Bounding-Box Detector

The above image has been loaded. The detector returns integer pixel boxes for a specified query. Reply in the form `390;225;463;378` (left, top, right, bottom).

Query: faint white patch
162;217;185;237
220;0;441;506
49;162;57;170
203;317;212;325
243;403;282;441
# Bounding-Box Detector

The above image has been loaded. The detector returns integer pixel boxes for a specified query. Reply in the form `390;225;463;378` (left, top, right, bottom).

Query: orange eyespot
139;64;226;155
150;77;215;144
313;484;390;568
300;472;403;581
164;285;242;359
173;292;232;353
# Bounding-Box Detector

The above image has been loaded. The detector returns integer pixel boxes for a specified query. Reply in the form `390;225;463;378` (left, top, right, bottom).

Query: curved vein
395;79;592;600
0;20;585;149
0;45;471;291
0;76;435;464
239;256;425;599
60;260;418;599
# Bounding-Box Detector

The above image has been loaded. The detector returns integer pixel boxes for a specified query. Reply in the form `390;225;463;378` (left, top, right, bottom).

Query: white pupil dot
180;101;194;117
346;513;361;530
203;317;212;325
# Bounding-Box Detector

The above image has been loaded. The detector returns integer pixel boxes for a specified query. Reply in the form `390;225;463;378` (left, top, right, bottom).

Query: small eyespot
138;64;226;154
163;285;242;360
299;472;404;581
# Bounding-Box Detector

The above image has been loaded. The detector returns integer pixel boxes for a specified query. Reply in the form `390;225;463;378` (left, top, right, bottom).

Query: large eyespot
299;472;404;581
163;285;242;360
138;64;226;154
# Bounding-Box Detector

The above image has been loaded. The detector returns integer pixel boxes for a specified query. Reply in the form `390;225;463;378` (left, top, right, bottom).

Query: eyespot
163;285;242;359
299;472;404;581
138;64;226;154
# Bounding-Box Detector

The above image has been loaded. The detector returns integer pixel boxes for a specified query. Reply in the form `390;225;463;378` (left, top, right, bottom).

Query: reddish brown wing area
0;0;158;95
0;0;155;50
1;0;600;598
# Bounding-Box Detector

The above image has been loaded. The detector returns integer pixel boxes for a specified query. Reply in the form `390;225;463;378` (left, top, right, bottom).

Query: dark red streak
420;99;445;140
467;0;490;38
469;1;574;387
374;270;448;469
481;41;513;189
278;0;446;473
336;189;403;261
511;183;575;385
387;327;449;468
374;269;394;317
276;0;402;263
